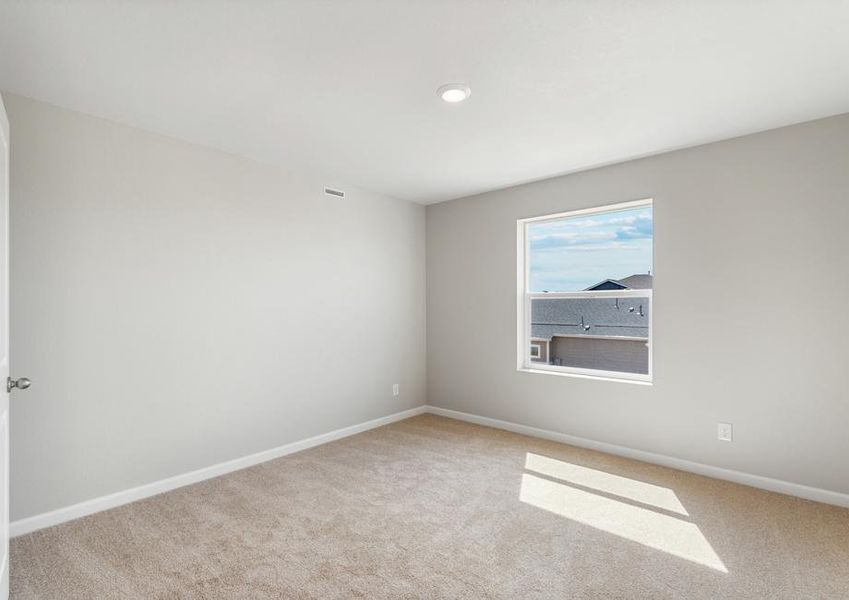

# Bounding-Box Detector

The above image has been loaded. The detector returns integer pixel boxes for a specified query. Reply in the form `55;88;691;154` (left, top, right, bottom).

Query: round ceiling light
437;83;471;103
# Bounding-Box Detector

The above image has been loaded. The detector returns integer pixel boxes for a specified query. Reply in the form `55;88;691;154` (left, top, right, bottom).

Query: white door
0;91;11;600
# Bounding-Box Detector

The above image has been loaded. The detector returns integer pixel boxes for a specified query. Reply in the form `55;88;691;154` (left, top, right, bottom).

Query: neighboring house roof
585;273;653;291
584;279;628;290
618;274;653;289
531;296;650;340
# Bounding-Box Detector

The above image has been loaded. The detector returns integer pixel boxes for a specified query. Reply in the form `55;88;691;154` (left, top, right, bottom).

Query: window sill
517;367;653;386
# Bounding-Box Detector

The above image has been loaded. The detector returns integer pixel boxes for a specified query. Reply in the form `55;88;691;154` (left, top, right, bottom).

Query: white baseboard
425;405;849;509
12;402;848;538
10;405;427;538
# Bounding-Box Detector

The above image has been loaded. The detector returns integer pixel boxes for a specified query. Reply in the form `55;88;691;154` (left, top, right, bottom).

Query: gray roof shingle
618;274;653;289
585;273;653;291
531;296;650;340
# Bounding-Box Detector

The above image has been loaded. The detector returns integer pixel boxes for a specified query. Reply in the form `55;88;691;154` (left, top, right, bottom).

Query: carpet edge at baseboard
426;405;849;509
10;405;428;537
13;402;847;537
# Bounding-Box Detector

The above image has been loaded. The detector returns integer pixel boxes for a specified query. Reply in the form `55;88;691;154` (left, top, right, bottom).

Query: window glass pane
528;206;653;293
523;203;652;379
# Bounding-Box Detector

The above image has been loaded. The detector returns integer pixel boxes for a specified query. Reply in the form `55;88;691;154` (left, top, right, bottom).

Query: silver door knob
7;377;31;393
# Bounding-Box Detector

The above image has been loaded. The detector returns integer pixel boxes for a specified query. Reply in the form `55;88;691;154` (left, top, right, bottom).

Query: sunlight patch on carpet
520;470;727;573
525;452;688;516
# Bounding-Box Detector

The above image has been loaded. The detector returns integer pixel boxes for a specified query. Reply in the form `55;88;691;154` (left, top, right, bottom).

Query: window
517;199;653;383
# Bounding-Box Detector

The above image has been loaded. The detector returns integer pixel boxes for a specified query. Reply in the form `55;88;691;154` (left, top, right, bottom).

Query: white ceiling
1;2;848;204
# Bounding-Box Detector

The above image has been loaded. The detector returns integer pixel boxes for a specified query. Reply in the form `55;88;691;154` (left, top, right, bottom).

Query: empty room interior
0;2;848;598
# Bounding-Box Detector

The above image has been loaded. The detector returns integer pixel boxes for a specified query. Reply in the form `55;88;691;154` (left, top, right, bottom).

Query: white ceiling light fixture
437;83;471;103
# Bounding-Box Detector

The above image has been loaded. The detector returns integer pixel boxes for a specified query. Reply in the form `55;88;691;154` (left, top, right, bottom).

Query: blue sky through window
528;206;653;292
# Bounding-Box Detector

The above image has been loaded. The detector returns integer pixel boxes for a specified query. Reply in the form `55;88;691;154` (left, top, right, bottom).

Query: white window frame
516;198;653;384
529;343;542;359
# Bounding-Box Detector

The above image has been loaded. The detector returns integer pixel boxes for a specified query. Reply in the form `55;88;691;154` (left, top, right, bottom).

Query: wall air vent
324;187;345;198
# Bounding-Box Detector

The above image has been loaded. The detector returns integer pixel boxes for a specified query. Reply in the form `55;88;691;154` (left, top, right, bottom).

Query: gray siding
550;337;648;374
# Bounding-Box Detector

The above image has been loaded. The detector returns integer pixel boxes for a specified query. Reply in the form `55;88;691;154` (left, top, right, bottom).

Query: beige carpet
10;414;849;599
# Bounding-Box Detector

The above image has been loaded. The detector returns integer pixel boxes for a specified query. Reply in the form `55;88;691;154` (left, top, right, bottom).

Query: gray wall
6;94;426;520
427;114;849;495
8;90;849;521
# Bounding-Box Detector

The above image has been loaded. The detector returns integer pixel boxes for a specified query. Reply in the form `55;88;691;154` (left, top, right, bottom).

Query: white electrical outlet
392;383;399;397
717;423;733;442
